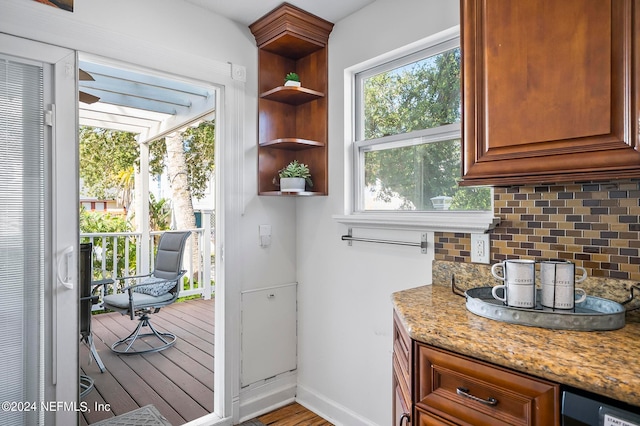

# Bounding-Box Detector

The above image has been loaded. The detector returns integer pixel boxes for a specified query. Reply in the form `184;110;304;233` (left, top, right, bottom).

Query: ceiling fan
79;69;100;104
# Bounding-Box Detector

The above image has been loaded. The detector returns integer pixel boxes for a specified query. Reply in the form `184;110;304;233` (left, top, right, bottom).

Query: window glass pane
364;138;491;211
356;40;491;213
362;47;461;140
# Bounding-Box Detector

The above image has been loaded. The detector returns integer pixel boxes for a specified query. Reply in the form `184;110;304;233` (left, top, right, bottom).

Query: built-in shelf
250;3;333;196
260;138;324;150
260;86;324;105
258;33;325;59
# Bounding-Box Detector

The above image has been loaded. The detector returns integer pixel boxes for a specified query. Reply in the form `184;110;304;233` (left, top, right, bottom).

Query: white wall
296;1;460;425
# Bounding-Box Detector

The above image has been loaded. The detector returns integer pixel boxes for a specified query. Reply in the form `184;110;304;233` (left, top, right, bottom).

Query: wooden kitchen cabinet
249;3;333;195
460;0;640;186
393;311;560;426
414;408;458;426
416;344;559;426
393;311;412;425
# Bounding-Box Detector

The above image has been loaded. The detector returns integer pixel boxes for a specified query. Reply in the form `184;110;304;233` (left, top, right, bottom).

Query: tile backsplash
435;180;640;281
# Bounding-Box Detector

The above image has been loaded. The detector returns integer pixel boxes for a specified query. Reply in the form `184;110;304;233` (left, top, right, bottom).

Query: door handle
56;245;74;289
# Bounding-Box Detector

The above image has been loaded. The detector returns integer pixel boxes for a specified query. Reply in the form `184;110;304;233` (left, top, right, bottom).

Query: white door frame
0;33;79;426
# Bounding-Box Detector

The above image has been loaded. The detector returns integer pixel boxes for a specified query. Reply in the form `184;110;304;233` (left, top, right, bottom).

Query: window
353;34;491;214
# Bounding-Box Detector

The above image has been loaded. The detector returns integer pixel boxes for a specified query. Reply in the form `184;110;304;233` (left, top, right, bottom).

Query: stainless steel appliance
562;389;640;426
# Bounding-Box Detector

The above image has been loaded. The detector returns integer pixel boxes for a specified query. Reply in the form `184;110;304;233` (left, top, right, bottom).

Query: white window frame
334;26;498;233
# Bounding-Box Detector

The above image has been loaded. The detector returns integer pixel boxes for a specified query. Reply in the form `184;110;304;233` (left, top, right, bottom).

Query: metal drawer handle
456;387;498;406
399;413;410;425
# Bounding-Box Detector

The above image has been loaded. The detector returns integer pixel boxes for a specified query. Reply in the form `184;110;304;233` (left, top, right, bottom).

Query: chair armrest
92;278;114;289
80;295;100;304
90;279;114;298
116;273;153;281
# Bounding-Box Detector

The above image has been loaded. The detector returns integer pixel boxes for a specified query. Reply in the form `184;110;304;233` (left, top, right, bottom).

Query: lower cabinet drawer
415;407;457;426
416;344;559;426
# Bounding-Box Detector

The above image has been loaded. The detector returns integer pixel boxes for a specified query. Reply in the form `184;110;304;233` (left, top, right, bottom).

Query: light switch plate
259;224;271;236
471;233;490;264
259;225;271;247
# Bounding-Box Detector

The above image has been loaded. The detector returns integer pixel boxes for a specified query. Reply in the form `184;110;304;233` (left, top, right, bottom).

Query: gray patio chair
101;231;191;355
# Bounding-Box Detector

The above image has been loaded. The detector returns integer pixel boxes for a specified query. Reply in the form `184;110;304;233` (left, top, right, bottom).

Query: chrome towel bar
341;228;428;254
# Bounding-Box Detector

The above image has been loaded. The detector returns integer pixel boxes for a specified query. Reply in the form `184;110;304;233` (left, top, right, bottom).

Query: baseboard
295;384;377;426
237;371;297;423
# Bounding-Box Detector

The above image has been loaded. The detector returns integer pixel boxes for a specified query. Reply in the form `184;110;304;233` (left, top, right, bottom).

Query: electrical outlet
471;233;490;264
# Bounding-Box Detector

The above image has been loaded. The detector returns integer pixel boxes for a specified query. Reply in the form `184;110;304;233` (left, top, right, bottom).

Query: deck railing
80;228;213;309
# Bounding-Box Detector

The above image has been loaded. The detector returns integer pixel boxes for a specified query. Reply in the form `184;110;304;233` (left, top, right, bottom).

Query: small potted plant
276;160;313;192
284;72;301;87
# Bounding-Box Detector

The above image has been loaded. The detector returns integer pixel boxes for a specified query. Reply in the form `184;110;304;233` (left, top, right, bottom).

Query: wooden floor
79;298;215;425
256;403;333;426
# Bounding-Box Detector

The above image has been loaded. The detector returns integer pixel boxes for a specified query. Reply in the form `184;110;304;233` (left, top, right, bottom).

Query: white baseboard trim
237;372;297;423
295;384;377;426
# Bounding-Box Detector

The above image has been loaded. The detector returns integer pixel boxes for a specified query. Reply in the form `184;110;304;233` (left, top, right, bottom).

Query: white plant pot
280;177;305;192
284;80;301;87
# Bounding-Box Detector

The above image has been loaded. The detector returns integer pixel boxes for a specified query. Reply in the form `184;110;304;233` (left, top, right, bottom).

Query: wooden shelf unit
250;3;333;195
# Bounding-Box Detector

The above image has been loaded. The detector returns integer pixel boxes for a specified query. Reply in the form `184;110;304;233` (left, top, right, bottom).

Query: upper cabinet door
460;0;640;186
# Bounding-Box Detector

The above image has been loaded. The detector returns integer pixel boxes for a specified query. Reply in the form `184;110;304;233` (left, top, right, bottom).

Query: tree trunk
165;133;199;276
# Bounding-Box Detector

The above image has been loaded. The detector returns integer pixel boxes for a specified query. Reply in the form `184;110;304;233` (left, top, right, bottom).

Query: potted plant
284;72;301;87
276;160;312;192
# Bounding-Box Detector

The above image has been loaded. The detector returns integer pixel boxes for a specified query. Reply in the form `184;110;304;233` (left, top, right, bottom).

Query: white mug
540;285;587;310
491;259;536;308
539;261;588;309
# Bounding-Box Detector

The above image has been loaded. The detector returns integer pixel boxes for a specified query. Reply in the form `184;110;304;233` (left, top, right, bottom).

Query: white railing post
111;235;118;280
138;135;151;276
202;210;213;300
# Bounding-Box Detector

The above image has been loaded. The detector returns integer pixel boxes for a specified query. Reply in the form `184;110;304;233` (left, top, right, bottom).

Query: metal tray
465;287;626;331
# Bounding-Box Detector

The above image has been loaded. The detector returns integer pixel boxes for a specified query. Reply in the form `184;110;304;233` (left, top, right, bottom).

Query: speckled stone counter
391;284;640;409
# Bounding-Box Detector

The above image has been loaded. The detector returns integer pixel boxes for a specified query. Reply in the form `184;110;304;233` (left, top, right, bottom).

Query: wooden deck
80;298;215;425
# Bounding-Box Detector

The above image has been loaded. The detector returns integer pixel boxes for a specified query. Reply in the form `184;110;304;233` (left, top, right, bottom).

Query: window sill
332;211;499;234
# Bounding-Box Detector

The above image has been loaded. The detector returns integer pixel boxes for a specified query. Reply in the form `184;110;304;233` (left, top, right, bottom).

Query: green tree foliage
183;121;216;199
148;121;216;199
149;193;171;231
362;48;489;210
79;127;139;199
80;120;215;221
79;208;137;278
80;208;131;234
364;49;461;139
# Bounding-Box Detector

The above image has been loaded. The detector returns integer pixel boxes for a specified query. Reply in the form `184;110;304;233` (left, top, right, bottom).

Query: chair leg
80;333;106;373
111;313;177;355
87;335;106;373
80;375;95;399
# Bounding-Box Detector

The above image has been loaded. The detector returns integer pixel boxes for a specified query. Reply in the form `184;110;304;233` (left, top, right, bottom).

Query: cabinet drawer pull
399;413;410;425
456;387;498;406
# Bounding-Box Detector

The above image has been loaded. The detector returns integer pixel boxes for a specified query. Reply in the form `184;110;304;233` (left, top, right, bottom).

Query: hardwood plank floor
81;300;329;426
254;402;333;426
80;298;214;425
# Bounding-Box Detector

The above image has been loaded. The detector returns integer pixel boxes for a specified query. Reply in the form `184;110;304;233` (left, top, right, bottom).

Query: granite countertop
391;284;640;408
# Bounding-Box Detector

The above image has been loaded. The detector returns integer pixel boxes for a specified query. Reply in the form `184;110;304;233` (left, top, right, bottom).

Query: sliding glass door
0;35;78;425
